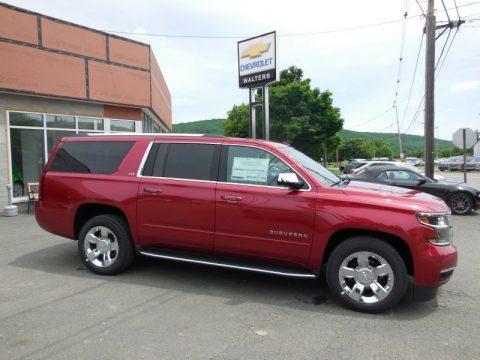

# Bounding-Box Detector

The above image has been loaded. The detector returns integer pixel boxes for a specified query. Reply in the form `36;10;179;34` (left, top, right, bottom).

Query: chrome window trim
136;141;312;192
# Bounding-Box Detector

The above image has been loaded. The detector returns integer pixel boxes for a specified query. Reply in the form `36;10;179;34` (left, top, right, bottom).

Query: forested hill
172;119;454;151
340;129;453;153
172;118;225;135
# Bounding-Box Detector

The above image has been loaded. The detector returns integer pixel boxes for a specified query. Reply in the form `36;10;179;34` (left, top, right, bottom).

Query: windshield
280;146;339;186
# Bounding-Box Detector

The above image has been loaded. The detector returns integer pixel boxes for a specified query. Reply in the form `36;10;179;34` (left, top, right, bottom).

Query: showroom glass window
7;111;138;199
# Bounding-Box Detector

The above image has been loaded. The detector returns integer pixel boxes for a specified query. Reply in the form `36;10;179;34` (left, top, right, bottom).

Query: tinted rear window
143;143;219;181
49;141;134;174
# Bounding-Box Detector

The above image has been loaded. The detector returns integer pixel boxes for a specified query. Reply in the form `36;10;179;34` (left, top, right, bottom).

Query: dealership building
0;3;172;208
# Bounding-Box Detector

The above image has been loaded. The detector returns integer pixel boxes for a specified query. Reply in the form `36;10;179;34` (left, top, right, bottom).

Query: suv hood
342;180;449;213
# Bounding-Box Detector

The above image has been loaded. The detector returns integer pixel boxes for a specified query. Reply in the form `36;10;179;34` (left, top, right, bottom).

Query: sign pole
264;85;270;140
248;88;254;138
463;128;467;183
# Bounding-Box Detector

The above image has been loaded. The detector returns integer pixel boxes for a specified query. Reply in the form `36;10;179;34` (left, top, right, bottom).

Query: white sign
238;31;276;88
231;157;269;183
452;128;477;149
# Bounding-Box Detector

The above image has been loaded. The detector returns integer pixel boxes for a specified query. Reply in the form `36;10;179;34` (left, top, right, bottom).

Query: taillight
349;169;355;174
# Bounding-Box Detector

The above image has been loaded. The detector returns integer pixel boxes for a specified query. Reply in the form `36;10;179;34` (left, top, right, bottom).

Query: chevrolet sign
238;31;276;88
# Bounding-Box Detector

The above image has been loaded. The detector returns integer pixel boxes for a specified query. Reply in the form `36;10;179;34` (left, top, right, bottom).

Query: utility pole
423;0;464;178
424;0;436;179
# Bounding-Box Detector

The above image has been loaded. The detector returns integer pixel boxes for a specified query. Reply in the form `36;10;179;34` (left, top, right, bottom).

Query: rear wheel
78;215;135;275
448;193;473;215
326;236;407;313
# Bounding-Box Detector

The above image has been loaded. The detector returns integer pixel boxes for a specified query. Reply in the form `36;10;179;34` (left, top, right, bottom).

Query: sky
5;0;480;140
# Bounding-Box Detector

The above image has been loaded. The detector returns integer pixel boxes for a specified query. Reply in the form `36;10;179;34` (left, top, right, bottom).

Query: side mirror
277;173;303;189
417;178;427;186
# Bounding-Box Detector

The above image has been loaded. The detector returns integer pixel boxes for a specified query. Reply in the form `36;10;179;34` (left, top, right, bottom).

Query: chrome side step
138;249;316;279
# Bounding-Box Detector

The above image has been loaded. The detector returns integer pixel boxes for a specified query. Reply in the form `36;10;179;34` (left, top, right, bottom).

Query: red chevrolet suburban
36;134;457;313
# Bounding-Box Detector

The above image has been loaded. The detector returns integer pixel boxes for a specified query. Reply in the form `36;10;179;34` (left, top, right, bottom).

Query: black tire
78;214;135;275
447;192;473;215
326;236;408;313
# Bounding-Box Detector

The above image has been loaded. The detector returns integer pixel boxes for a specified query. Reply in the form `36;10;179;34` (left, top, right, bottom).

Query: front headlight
416;212;452;246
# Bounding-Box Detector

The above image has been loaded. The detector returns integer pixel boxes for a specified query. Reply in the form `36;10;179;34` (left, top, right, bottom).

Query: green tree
223;104;249;138
375;144;394;159
371;140;394;159
339;138;374;160
224;66;344;158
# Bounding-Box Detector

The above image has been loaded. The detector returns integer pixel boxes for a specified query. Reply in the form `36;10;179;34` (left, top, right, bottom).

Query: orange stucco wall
0;6;38;44
150;52;172;128
0;3;172;130
104;105;142;121
109;37;150;69
89;61;150;107
42;18;107;60
0;42;86;98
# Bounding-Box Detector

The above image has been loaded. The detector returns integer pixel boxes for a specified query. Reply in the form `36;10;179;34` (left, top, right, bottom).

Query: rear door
214;144;317;267
137;141;220;251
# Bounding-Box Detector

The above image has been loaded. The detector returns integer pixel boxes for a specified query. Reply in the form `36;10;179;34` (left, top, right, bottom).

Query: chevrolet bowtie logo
241;42;271;59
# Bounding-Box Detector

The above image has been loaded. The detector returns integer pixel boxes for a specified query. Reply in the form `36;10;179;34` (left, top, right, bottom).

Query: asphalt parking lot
1;171;479;360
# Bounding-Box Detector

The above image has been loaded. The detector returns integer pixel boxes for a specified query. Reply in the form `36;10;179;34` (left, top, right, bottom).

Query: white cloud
449;81;480;93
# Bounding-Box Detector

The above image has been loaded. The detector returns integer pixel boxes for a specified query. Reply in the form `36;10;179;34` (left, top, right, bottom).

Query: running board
138;247;317;279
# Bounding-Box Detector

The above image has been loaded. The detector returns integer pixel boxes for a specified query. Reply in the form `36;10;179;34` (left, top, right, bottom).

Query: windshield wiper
303;166;337;185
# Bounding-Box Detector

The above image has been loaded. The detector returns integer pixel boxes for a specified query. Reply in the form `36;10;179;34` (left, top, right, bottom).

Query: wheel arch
322;229;414;276
74;203;130;240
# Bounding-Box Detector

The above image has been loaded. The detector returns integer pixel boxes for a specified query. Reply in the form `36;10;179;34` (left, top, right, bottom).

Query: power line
400;32;424;130
347;107;393;128
435;27;459;78
404;95;425;134
415;0;426;16
393;6;410;108
103;1;480;39
453;0;461;18
434;28;452;70
441;0;451;23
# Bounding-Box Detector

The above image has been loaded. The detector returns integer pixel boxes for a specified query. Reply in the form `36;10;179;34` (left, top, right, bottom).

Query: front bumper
414;242;457;287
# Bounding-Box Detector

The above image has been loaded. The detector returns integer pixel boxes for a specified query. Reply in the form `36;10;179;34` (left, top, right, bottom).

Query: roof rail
86;133;204;137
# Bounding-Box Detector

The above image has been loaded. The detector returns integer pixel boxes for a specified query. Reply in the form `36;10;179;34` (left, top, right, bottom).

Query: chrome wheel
83;226;119;268
338;251;394;304
449;193;472;215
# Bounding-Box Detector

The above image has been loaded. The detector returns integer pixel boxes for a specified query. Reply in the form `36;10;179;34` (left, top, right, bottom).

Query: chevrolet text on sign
237;31;276;88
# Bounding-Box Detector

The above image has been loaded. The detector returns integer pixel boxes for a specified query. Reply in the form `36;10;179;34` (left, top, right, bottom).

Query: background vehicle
405;157;424;167
466;156;480;171
449;156;473;171
36;134;457;313
438;158;452;171
352;160;446;180
339;158;367;174
351;165;480;215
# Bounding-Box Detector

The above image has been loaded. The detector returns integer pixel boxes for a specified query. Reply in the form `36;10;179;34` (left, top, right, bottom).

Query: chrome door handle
222;195;242;202
144;187;163;194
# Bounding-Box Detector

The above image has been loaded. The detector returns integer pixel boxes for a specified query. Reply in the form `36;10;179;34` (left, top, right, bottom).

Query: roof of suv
62;133;290;148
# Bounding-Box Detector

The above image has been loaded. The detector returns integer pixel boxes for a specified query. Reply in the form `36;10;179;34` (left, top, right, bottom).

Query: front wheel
326;237;407;313
78;215;135;275
448;193;473;215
